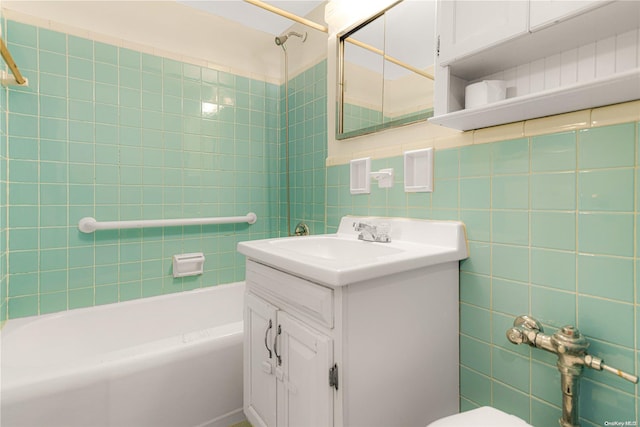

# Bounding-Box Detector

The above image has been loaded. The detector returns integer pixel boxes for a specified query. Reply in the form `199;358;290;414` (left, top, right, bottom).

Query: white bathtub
1;282;245;427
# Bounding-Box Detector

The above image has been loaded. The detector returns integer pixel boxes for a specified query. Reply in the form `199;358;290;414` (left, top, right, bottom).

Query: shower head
274;31;307;46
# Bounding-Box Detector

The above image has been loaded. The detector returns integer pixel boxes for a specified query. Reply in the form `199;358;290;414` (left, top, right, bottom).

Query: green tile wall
3;14;638;427
326;122;640;426
1;12;7;322
3;20;282;318
281;60;327;235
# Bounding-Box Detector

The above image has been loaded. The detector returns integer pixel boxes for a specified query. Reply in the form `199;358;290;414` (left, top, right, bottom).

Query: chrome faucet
352;221;390;243
507;315;638;427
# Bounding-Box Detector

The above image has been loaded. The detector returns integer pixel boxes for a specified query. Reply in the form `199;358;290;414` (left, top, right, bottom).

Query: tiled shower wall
282;60;327;235
0;9;7;321
3;19;282;318
327;121;640;426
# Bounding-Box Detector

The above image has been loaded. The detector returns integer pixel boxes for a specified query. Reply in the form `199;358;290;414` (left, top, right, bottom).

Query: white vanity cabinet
431;0;640;130
242;259;460;427
244;263;334;427
239;216;468;427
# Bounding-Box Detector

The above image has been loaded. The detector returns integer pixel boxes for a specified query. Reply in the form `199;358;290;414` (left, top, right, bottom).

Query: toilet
427;406;533;426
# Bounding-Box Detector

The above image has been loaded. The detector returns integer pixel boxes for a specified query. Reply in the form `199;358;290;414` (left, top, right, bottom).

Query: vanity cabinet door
276;311;334;427
437;0;529;64
244;293;278;427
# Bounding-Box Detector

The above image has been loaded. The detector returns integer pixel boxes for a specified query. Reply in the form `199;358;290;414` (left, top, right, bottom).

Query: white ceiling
177;0;325;35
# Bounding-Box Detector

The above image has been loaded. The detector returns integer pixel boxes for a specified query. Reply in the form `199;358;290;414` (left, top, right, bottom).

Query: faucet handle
584;354;639;384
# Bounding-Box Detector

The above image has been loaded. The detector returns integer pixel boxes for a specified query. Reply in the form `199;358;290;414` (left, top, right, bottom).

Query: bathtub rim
1;281;246;332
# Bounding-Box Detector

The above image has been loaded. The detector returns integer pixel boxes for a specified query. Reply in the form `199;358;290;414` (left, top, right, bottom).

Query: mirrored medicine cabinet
336;0;436;139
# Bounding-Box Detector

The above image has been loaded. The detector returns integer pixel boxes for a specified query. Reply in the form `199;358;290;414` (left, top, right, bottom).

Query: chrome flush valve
506;315;638;427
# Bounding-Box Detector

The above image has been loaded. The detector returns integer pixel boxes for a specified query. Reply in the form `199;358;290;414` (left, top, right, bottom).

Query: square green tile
39;247;67;272
68;57;93;81
40;95;68;119
578;212;633;257
531;248;575;291
119;48;141;69
8;21;37;48
39;292;68;314
492;175;529;209
69;287;94;310
579;168;634;212
531;172;576;210
460;241;491;275
432;179;458;209
492;244;528;282
95;41;118;64
9;250;38;274
9;113;38;138
578;123;635;169
39;73;67;97
142;53;163;74
492;138;529;175
95;62;118;85
532;131;576;172
460;209;490;242
492;211;528;246
8;272;38;296
530;211;575;251
578;254;633;302
95;284;118;306
460;144;491;177
68;35;93;59
579;296;633;345
460;335;491;375
9;92;38;115
492;278;529;315
8;295;38;318
68;78;93;102
492;347;530;393
95;83;118;105
460;272;491;308
460;177;490;209
38;28;67;55
460;303;491;342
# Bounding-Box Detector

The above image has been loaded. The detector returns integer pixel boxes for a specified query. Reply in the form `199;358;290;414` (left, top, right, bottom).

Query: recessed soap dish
350;157;371;194
404;148;433;193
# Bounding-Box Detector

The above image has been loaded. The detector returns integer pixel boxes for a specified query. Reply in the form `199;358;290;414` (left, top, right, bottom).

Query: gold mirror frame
336;0;435;140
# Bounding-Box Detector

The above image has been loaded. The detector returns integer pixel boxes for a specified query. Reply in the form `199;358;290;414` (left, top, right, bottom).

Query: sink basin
269;236;404;261
237;216;468;287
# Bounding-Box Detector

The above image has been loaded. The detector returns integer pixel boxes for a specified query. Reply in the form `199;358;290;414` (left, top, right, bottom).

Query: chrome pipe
507;316;638;427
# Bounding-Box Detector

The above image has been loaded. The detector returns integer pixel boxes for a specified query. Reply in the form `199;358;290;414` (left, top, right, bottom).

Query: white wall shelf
431;0;640;131
430;68;640;131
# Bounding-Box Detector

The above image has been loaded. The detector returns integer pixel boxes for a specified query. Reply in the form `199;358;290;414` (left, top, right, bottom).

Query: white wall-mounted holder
172;252;205;278
350;157;371;194
370;168;394;188
404;148;434;192
0;70;28;87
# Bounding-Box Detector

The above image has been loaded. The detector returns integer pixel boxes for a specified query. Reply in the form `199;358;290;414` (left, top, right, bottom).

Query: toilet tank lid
427;406;532;427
